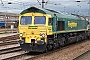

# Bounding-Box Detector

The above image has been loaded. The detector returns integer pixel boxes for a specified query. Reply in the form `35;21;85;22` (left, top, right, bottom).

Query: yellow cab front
18;12;51;52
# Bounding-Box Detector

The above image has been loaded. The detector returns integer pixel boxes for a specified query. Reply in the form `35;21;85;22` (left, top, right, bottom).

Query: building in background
0;12;19;28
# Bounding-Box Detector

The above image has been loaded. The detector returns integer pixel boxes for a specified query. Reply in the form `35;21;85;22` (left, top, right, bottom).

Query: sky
0;0;89;16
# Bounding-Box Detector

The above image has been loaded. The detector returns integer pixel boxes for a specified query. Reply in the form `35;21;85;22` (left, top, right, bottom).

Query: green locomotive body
52;13;88;33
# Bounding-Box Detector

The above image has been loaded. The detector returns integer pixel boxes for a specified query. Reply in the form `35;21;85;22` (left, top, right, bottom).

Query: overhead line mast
42;0;45;8
37;0;49;8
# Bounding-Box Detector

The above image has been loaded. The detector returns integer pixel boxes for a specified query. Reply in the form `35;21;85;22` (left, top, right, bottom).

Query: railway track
26;43;82;60
0;34;19;42
0;44;25;60
73;50;90;60
0;51;28;60
0;38;35;60
0;39;19;46
1;40;89;60
0;34;19;46
3;52;35;60
0;46;21;55
0;34;34;60
26;40;90;60
0;34;89;60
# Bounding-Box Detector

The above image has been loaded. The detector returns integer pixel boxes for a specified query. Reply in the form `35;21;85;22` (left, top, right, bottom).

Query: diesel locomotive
18;7;89;52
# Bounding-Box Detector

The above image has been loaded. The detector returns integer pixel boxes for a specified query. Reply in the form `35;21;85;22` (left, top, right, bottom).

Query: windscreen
34;16;46;24
20;16;32;25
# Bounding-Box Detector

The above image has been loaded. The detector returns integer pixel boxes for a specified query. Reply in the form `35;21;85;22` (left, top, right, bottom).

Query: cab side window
48;18;53;25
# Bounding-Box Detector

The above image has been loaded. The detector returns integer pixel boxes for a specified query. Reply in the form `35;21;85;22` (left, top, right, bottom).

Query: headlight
20;33;23;36
40;33;45;37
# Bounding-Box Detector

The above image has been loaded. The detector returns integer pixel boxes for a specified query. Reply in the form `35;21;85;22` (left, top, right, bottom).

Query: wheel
60;37;66;46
